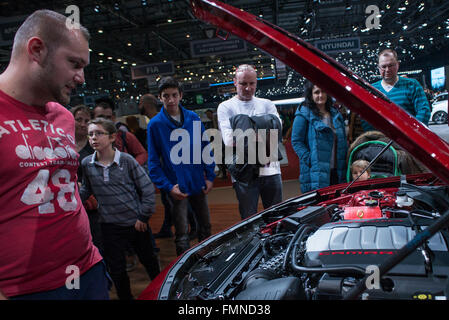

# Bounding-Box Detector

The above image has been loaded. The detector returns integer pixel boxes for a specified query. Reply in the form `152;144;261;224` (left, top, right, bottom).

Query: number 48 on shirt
20;169;78;214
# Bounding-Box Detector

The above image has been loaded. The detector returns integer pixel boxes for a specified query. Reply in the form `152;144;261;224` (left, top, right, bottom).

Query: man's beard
40;54;71;105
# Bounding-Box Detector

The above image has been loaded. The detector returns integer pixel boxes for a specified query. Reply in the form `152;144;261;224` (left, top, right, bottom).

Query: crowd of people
0;9;436;300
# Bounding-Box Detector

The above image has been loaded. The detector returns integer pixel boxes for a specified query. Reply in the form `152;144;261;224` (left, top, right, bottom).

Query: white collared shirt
91;149;121;182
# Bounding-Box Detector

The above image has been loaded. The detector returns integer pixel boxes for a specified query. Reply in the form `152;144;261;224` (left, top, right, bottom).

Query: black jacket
227;114;282;182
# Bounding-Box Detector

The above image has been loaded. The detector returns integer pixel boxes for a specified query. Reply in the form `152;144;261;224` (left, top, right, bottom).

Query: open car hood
191;0;449;184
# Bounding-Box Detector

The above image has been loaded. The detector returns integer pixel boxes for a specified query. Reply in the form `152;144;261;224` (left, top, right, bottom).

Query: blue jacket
291;105;348;193
147;106;216;196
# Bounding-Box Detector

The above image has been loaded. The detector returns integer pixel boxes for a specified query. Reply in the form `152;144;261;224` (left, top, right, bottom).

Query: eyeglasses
87;131;109;138
378;63;397;70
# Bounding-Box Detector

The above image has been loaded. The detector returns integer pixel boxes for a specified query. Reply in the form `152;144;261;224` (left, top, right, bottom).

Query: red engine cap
344;206;382;220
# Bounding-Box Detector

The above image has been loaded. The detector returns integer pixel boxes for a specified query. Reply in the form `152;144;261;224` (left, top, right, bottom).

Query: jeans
233;174;283;220
10;261;111;300
101;223;160;300
159;190;198;234
171;192;211;256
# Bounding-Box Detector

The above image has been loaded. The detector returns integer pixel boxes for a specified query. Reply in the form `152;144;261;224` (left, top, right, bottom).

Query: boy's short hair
88;118;117;135
351;159;371;174
158;76;183;95
71;104;91;118
95;97;115;110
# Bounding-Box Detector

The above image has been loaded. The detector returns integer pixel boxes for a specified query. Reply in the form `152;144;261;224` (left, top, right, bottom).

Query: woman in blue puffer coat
291;80;348;193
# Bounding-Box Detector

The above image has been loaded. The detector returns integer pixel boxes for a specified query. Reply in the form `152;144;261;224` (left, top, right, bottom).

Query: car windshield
434;94;448;103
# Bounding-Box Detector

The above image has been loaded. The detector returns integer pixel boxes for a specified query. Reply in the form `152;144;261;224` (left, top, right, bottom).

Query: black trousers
87;209;103;252
330;168;339;186
101;223;160;300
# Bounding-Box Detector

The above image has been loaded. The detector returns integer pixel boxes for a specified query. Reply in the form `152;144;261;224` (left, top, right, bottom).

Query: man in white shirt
217;64;283;219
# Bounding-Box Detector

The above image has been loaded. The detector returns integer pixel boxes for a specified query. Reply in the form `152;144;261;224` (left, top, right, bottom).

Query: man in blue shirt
362;49;431;131
147;76;215;256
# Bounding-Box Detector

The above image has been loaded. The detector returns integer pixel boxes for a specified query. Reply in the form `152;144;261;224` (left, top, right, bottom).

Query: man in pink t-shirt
0;10;108;299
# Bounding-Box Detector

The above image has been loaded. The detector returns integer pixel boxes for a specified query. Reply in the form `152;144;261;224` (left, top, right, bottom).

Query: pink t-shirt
0;90;102;297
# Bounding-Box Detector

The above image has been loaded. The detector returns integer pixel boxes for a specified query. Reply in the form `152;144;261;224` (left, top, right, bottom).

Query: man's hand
203;180;213;195
170;184;188;200
135;220;148;232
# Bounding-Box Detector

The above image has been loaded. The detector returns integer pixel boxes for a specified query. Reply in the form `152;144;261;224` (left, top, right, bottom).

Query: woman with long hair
291;80;348;193
71;105;104;252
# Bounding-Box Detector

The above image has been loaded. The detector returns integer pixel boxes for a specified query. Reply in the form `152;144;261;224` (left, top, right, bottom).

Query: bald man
0;10;109;299
217;65;283;219
139;93;159;120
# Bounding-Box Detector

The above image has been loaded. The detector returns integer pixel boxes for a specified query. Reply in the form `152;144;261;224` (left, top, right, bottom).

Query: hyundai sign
314;37;360;54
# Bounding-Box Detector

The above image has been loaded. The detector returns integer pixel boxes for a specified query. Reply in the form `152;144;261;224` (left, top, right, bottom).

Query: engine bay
162;182;449;300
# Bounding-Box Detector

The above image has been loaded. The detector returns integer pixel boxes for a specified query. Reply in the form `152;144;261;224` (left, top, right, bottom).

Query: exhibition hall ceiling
1;0;448;98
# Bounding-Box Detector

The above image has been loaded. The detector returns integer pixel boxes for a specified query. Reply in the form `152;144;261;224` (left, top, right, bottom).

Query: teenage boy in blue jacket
147;76;216;256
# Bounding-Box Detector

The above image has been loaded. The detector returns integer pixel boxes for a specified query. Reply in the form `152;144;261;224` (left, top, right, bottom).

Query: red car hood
190;0;449;185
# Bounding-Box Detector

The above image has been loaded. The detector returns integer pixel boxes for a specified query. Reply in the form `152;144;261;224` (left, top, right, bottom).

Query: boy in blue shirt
147;77;216;256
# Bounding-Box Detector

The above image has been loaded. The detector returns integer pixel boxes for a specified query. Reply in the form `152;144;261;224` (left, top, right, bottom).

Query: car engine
164;184;449;300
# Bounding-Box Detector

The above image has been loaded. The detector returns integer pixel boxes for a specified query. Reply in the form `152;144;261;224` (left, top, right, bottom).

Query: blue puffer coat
291;105;348;193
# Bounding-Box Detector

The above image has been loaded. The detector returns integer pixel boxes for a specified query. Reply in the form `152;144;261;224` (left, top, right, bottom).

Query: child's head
87;118;117;152
351;159;371;181
158;76;183;114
